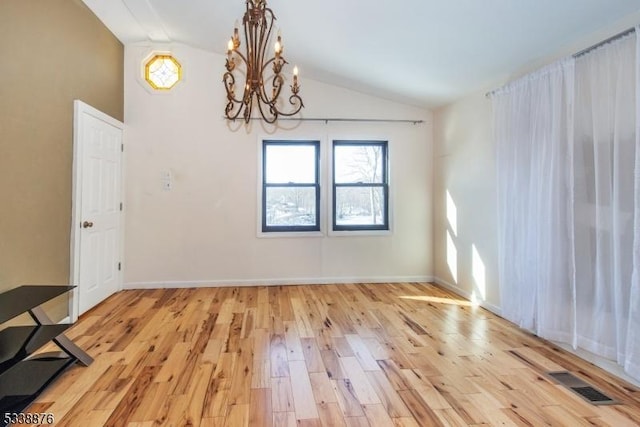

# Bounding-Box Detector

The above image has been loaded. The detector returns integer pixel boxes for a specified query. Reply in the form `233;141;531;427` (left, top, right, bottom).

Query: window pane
145;54;182;90
266;145;316;183
335;145;384;183
335;187;385;226
265;187;317;226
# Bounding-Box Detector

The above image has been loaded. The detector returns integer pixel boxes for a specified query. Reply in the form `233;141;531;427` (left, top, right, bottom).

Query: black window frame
262;140;321;233
332;140;389;231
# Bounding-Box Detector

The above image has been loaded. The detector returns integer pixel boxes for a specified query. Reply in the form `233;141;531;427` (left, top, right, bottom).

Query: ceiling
82;0;640;108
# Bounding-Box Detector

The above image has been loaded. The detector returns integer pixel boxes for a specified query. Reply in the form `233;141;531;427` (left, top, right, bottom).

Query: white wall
432;12;640;314
123;43;432;287
432;14;640;385
433;85;640;388
432;93;499;312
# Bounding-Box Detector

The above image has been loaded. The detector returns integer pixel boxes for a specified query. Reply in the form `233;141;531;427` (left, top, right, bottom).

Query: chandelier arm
245;7;256;90
243;95;254;123
260;73;283;105
225;102;244;121
231;50;248;65
223;70;252;122
261;56;276;69
257;7;275;85
261;56;288;76
255;94;278;124
225;97;245;121
257;11;267;73
223;72;243;104
271;93;304;117
224;89;247;121
255;61;278;104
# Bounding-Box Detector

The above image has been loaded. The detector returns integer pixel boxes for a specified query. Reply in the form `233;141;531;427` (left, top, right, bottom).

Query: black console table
0;286;92;424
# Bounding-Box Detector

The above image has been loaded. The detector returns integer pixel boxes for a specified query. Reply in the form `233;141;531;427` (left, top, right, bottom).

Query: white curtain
629;28;640;380
573;33;638;373
494;59;575;336
493;30;640;381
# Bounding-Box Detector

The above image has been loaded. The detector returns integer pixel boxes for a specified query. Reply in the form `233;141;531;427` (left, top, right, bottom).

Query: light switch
161;170;172;191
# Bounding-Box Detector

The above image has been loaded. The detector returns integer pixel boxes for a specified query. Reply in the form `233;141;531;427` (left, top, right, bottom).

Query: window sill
257;231;324;238
328;229;392;237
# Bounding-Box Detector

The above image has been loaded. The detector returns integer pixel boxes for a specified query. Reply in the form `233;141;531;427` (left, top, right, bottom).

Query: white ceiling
82;0;640;108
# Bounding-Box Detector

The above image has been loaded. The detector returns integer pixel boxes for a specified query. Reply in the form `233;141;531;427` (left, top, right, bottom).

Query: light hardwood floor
20;283;640;426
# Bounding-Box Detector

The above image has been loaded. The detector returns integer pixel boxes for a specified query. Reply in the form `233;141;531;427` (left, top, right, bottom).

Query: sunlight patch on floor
399;295;475;307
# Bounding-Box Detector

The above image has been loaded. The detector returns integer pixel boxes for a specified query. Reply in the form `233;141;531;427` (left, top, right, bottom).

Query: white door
70;100;124;320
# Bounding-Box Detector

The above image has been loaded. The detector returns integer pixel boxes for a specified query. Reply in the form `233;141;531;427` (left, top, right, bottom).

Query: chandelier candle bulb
232;21;240;48
222;0;304;123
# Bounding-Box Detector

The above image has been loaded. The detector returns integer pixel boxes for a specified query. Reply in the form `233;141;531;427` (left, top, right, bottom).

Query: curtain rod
485;26;637;98
224;117;425;124
573;27;635;58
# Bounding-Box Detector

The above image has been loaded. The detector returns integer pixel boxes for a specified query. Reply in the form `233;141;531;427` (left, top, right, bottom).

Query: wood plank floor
20;283;640;426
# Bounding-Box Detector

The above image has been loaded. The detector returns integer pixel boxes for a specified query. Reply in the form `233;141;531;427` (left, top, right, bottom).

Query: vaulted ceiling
82;0;640;108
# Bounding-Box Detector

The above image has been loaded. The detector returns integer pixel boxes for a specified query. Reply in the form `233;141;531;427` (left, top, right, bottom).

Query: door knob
82;221;94;228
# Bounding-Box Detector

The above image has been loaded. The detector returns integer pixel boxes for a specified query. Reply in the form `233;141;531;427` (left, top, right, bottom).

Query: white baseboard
58;316;71;324
432;276;502;316
124;275;434;290
553;342;640;388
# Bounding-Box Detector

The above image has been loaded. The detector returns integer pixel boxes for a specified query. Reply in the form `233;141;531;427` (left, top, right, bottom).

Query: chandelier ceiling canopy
223;0;304;124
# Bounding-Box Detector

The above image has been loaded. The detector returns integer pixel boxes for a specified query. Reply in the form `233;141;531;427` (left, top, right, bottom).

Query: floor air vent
547;371;618;405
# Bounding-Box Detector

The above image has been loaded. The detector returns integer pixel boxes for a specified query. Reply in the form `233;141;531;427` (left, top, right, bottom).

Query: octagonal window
144;54;182;90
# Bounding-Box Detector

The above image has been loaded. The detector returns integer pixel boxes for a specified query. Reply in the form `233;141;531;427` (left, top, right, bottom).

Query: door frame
69;100;125;322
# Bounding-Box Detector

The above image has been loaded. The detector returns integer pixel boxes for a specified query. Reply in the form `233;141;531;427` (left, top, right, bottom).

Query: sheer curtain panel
494;60;575;337
573;33;638;374
493;30;640;381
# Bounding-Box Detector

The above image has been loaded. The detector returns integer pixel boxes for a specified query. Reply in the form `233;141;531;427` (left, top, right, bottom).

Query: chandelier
223;0;304;124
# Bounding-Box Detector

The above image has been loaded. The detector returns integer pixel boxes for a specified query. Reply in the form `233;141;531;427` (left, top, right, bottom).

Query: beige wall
0;0;123;316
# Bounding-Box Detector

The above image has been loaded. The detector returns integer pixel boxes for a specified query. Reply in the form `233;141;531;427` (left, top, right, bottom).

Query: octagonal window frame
144;54;183;91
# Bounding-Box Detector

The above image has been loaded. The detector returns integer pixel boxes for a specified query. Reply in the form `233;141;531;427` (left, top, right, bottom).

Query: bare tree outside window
333;141;388;230
263;141;320;232
265;187;316;226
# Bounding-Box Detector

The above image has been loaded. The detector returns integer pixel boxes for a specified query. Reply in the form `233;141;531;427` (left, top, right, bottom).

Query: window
333;140;389;231
144;54;182;90
262;140;320;232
